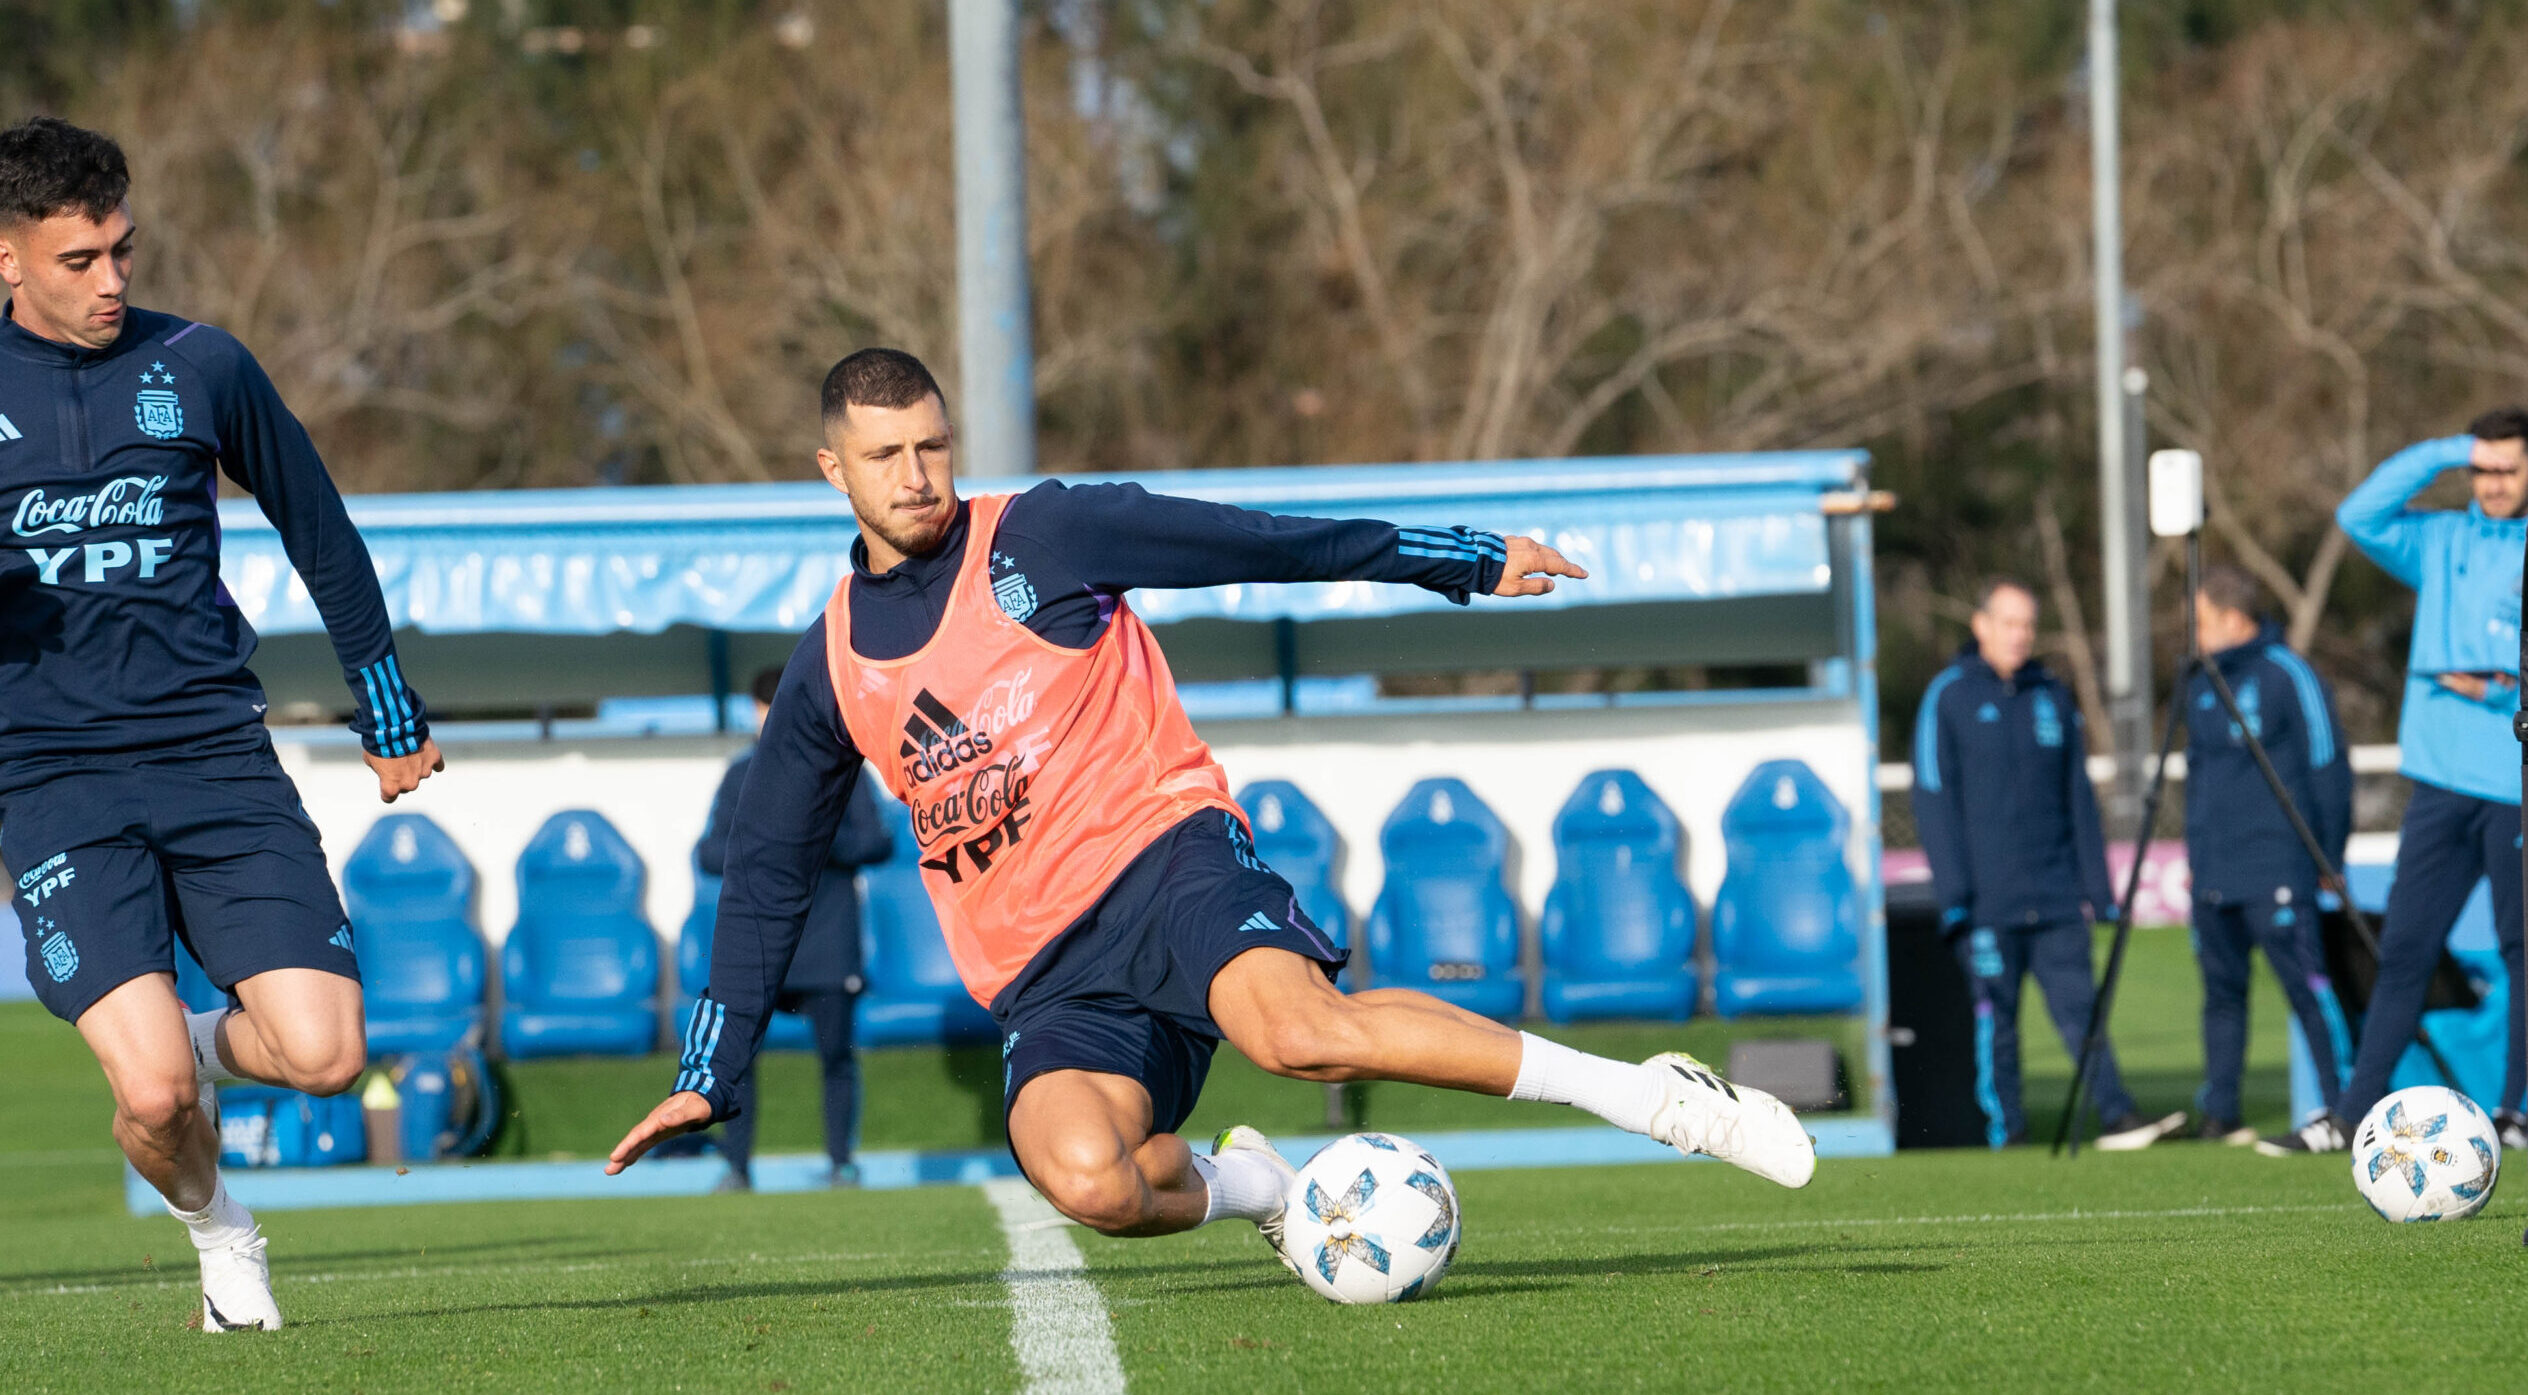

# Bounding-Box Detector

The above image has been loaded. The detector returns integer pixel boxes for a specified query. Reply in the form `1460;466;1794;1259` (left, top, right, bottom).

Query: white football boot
198;1225;282;1332
1645;1052;1816;1188
1212;1125;1300;1274
189;1084;282;1333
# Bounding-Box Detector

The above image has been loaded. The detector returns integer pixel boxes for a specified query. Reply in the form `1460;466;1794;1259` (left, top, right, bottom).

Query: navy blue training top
1909;648;2116;931
0;302;425;782
673;481;1507;1117
2182;626;2352;903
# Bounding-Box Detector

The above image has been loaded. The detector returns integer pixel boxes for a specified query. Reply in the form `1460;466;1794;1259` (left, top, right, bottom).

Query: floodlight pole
949;0;1037;478
2090;0;2152;831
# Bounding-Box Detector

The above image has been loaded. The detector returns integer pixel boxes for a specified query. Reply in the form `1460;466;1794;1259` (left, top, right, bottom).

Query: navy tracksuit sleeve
1909;672;1975;930
695;755;750;879
2066;704;2116;917
674;624;863;1121
828;778;894;871
2268;646;2353;876
206;339;427;757
1010;481;1507;601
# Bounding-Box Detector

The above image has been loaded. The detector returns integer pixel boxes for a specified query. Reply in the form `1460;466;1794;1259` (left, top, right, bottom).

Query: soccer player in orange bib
610;350;1813;1255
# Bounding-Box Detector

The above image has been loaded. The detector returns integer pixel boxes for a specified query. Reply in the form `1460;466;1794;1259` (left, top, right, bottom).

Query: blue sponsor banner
215;453;1867;638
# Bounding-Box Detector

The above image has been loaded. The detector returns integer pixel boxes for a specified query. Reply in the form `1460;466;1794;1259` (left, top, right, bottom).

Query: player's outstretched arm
606;1090;714;1174
364;738;445;804
1491;536;1587;597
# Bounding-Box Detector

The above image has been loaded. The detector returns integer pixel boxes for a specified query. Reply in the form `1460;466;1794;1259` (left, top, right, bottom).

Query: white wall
275;734;744;945
272;699;1873;946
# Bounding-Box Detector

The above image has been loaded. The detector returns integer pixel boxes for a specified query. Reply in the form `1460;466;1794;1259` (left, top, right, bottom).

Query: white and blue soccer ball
1282;1132;1460;1304
2350;1085;2501;1223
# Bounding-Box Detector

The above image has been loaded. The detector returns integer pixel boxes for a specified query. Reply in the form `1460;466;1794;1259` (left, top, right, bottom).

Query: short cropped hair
750;666;784;708
2196;562;2260;621
2467;405;2528;444
0;117;128;226
821;348;946;432
1975;576;2037;614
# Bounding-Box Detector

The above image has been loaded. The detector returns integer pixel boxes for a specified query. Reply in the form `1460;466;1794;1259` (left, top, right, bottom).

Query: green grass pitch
4;930;2521;1393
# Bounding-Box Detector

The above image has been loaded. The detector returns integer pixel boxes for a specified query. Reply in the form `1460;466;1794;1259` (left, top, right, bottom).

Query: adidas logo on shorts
1235;910;1279;934
328;926;354;953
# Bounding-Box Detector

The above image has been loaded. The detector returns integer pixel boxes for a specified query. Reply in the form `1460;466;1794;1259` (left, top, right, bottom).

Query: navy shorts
3;738;356;1023
994;809;1345;1141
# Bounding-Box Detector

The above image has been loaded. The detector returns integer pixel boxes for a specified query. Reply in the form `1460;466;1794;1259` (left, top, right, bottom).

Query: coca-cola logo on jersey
908;753;1028;846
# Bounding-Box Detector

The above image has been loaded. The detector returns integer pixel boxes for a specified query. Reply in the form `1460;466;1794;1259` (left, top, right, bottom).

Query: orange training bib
824;494;1240;1005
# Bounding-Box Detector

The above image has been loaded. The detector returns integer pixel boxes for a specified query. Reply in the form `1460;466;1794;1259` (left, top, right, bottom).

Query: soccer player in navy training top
0;119;441;1330
610;349;1817;1264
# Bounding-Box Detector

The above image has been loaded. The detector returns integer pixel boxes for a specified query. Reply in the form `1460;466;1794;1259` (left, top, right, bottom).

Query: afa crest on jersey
134;362;183;440
39;923;77;983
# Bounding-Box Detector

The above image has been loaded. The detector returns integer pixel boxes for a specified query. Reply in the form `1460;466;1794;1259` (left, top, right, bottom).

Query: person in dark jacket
699;667;893;1189
2181;566;2356;1144
1912;579;2187;1150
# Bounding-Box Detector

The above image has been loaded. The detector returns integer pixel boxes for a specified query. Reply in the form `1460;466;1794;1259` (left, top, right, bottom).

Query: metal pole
2089;0;2146;829
948;0;1036;477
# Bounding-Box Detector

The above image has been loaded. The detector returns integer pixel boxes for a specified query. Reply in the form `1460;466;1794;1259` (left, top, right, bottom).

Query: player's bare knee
1035;1155;1148;1234
270;1036;365;1096
117;1075;200;1139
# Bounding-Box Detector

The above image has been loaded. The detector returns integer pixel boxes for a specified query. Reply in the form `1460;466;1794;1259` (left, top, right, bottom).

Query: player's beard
860;496;957;562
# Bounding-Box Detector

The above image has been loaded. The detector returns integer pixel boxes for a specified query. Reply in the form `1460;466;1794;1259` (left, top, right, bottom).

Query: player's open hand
1492;536;1588;597
606;1091;715;1175
363;737;445;804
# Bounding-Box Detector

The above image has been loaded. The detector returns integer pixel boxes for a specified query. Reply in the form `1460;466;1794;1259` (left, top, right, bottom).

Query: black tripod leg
2053;678;2190;1158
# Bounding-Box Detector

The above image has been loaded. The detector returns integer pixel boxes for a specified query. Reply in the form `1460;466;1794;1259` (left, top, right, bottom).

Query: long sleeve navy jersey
2181;628;2352;902
696;748;892;992
672;480;1508;1118
1909;649;2116;932
0;303;425;778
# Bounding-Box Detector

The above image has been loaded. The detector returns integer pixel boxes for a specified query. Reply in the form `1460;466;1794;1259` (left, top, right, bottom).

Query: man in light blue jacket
2264;409;2528;1154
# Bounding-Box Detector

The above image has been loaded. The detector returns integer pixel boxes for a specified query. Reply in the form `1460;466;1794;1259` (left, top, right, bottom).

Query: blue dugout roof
220;452;1869;637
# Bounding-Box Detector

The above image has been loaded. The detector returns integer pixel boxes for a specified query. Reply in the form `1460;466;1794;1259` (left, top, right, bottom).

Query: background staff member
1913;579;2187;1151
696;667;893;1190
2182;565;2355;1145
2274;411;2528;1153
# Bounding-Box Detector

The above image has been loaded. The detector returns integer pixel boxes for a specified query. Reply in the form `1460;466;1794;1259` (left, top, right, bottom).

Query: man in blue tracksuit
2182;565;2356;1143
1913;579;2187;1149
2268;411;2528;1153
697;666;894;1191
0;119;440;1329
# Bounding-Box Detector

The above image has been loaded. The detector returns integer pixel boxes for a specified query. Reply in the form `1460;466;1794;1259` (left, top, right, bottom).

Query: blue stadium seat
342;813;486;1055
1366;778;1523;1020
1540;770;1696;1022
673;861;813;1053
857;799;996;1047
1237;780;1351;954
500;810;660;1058
1711;760;1864;1017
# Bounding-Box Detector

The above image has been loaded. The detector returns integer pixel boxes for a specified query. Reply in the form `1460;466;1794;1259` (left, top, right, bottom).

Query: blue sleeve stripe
384;654;421;741
356;663;399;756
673;997;724;1095
2265;646;2336;766
1914;668;1960;792
359;661;417;757
1398;526;1507;562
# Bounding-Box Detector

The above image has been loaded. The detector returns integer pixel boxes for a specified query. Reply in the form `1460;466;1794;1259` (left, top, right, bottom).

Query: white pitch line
983;1178;1126;1395
1589;1201;2348;1237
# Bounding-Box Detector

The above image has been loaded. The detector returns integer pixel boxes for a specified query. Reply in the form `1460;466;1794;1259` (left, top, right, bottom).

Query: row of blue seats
1253;761;1863;1023
178;759;1862;1059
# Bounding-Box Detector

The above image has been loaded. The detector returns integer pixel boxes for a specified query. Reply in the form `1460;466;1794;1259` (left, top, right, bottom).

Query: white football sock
185;1009;238;1086
1192;1150;1286;1226
169;1175;257;1251
1508;1032;1667;1136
